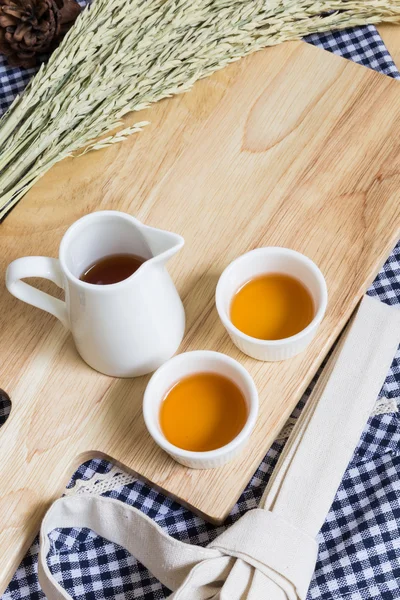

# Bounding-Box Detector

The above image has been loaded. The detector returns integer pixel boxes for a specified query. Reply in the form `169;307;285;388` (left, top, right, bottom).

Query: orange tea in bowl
160;372;248;452
230;273;314;340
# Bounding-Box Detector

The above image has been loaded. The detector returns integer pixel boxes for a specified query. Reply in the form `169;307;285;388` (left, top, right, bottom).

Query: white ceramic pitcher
6;211;185;377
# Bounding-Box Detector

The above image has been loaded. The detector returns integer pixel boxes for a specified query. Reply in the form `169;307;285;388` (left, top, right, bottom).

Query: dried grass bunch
0;0;399;218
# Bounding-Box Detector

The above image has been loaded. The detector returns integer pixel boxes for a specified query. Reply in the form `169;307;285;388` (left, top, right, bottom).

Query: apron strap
39;494;220;599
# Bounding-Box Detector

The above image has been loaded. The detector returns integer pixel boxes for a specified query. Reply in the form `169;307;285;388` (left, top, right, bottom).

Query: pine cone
0;0;81;69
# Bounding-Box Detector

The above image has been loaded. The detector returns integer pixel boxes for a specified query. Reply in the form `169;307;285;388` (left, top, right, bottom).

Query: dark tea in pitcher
80;254;146;285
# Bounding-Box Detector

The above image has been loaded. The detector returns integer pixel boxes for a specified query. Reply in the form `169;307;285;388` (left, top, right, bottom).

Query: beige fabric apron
38;296;400;600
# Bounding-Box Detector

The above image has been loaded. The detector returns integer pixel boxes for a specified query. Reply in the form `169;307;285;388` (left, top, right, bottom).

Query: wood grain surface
1;40;400;593
379;24;400;67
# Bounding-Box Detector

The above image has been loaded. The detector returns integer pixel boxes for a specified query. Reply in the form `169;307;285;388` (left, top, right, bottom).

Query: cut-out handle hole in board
0;389;11;428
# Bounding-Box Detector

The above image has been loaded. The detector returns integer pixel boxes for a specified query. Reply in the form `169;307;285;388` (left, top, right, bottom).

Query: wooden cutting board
1;39;400;594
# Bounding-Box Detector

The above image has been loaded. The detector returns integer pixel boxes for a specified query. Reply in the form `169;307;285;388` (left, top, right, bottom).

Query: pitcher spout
139;222;184;264
87;211;184;266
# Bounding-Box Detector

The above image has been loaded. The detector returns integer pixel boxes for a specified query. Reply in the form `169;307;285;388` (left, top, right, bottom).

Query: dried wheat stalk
0;0;399;219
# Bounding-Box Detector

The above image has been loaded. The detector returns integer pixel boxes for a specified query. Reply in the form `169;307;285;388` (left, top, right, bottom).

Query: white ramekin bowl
216;247;328;362
143;351;258;469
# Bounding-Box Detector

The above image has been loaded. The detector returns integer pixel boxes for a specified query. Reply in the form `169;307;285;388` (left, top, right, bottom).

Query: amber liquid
160;373;248;452
230;273;314;340
80;253;146;285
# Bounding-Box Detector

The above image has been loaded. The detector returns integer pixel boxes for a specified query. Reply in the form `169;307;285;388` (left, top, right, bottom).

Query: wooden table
379;25;400;66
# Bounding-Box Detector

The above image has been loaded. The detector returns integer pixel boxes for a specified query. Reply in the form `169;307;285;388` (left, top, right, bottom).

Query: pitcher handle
6;257;69;328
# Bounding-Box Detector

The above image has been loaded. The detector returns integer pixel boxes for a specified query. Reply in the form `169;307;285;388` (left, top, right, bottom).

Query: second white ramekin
216;247;328;361
143;351;258;469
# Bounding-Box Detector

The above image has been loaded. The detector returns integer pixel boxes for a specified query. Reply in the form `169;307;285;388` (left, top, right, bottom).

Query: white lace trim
371;397;398;416
65;398;398;496
276;417;298;442
65;466;137;496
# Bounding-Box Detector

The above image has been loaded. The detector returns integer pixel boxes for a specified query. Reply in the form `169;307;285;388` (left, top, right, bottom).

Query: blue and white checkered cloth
1;23;400;600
